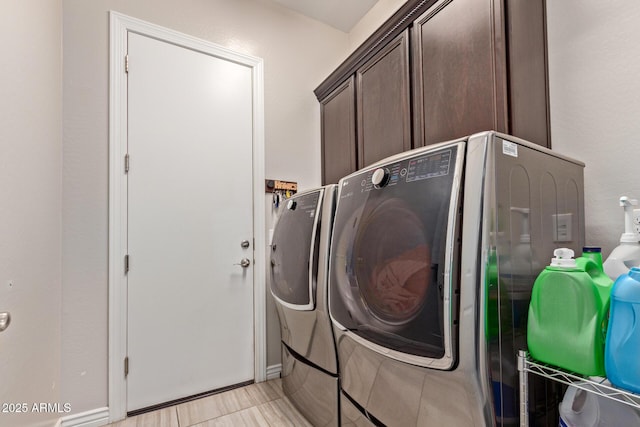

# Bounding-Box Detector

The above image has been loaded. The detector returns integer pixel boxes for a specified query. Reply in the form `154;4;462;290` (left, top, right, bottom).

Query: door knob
236;258;251;268
0;312;11;332
240;240;250;249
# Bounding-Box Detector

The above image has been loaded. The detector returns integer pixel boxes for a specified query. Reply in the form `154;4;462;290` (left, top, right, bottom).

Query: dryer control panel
348;147;454;196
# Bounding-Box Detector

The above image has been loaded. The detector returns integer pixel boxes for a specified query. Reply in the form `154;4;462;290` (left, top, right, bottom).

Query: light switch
553;213;573;242
634;209;640;234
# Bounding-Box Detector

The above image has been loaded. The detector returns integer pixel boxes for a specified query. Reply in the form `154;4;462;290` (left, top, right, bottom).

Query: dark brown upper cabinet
504;0;549;147
320;77;357;186
357;30;412;168
413;0;549;148
315;0;550;185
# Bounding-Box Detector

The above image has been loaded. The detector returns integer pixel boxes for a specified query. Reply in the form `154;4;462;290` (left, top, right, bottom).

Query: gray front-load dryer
329;131;585;426
270;185;338;426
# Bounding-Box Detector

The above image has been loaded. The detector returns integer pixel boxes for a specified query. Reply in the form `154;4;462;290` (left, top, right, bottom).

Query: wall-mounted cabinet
320;78;357;186
357;30;411;168
412;0;507;146
315;0;550;185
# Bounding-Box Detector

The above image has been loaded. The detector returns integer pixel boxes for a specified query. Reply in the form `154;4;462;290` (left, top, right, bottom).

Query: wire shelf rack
517;350;640;426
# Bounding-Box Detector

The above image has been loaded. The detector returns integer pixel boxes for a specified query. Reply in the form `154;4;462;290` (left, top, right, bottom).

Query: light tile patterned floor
107;379;312;427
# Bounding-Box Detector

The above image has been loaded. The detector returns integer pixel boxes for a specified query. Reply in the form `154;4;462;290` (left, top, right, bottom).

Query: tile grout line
182;387;260;427
175;405;182;427
122;379;288;427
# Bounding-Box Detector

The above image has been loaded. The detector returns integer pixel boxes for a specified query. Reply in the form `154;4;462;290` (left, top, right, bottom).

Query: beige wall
546;1;640;257
348;0;407;52
0;1;62;426
62;0;350;415
13;0;640;422
8;0;638;423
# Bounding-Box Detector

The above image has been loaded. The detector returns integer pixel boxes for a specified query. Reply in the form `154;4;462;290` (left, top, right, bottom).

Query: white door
126;32;255;411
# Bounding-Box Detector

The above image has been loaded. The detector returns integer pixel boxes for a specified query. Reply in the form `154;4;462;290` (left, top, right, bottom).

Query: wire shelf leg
518;350;529;427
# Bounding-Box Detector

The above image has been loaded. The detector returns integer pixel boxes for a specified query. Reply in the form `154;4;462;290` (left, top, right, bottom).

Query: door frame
108;11;266;422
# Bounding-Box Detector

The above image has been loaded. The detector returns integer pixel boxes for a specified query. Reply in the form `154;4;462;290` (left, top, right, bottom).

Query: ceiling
271;0;379;32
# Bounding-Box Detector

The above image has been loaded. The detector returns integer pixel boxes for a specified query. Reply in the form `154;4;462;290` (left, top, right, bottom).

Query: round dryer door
353;199;431;325
329;143;463;365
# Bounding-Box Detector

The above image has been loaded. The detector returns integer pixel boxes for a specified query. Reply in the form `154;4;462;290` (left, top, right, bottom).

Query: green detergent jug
527;247;613;376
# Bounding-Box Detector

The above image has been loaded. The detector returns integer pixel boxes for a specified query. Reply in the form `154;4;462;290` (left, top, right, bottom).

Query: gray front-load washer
270;185;338;426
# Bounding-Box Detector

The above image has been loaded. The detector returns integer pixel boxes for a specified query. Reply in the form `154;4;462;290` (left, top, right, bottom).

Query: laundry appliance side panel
489;133;585;425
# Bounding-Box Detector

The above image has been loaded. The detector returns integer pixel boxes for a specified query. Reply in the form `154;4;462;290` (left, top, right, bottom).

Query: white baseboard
266;363;282;380
60;407;109;427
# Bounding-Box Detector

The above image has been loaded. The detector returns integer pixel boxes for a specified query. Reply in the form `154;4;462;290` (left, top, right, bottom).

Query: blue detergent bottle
605;266;640;393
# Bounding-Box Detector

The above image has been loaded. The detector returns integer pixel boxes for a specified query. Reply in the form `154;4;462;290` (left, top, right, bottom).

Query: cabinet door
356;30;412;168
321;77;357;185
412;0;508;147
506;0;550;148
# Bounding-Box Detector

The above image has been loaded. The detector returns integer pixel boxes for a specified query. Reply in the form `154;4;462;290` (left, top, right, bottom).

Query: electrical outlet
634;209;640;234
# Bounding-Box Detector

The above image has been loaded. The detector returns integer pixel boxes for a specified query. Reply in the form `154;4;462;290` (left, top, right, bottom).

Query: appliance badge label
502;140;518;158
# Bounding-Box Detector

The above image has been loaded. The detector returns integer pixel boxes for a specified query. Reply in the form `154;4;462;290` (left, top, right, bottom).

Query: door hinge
125;54;129;73
124;356;129;377
124;254;130;274
124;153;130;173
